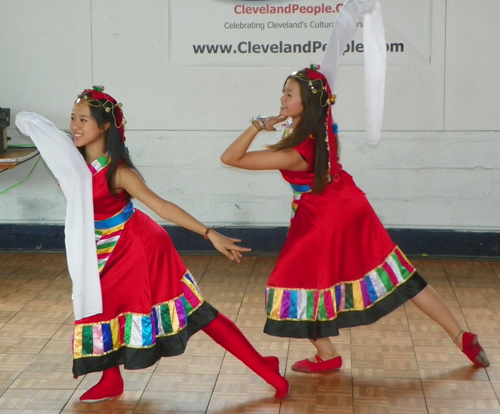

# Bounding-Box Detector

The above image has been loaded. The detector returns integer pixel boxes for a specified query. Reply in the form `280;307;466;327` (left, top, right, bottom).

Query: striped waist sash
290;183;312;222
290;183;312;193
95;202;134;273
95;202;134;230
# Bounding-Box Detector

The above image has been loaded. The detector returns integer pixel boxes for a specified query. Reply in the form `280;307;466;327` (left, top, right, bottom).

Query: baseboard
0;224;499;259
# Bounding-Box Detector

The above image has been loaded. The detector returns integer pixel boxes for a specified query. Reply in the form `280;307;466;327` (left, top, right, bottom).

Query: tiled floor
0;252;499;414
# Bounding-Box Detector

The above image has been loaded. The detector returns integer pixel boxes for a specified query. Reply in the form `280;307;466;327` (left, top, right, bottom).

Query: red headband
80;86;126;142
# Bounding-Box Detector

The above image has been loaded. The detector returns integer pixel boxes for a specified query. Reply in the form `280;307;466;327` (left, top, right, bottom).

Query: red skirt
264;170;427;338
72;210;217;377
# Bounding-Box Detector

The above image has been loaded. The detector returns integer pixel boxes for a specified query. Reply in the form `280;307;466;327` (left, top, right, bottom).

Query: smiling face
70;100;108;151
280;77;304;125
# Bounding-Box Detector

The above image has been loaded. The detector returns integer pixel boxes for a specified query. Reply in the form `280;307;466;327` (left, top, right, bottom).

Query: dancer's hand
207;230;252;263
258;115;287;131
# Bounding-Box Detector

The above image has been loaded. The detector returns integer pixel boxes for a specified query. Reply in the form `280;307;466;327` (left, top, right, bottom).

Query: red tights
202;313;289;399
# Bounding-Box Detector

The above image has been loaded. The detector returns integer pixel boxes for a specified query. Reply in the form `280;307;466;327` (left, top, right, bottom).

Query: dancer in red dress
17;86;289;403
220;66;490;372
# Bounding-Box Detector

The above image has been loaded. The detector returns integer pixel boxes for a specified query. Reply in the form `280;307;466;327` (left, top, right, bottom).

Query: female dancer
16;86;289;402
220;66;489;372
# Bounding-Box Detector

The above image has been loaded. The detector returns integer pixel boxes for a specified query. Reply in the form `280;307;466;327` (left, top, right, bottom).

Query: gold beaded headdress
78;86;127;142
290;64;340;179
291;65;337;107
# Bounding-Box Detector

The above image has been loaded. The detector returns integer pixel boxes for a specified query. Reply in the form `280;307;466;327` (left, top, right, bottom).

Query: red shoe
264;356;281;375
274;379;290;400
291;355;342;373
460;331;490;367
79;367;124;403
264;356;290;399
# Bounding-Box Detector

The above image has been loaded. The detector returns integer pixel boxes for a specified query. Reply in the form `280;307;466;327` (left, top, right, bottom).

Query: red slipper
79;367;124;403
264;356;281;375
264;356;290;399
461;332;490;368
291;355;342;373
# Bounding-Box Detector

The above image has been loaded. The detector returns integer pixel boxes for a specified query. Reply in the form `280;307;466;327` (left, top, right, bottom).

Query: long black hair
268;69;338;193
76;91;141;200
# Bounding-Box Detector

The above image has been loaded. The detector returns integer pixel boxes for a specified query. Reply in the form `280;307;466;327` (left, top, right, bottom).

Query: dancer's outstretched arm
115;165;251;262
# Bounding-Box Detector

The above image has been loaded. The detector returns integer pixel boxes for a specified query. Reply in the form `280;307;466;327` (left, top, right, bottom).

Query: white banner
168;0;431;67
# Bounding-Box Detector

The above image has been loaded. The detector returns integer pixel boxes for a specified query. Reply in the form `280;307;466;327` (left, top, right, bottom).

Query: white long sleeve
15;111;102;320
321;0;387;146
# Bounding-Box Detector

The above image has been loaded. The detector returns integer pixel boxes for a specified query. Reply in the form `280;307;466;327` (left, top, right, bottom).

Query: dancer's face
280;78;304;124
70;100;108;148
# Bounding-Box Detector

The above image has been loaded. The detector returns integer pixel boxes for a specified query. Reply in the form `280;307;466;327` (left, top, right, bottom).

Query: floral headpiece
290;64;340;179
78;86;127;142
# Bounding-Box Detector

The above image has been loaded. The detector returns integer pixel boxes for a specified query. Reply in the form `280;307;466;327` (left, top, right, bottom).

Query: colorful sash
290;183;312;222
95;202;134;273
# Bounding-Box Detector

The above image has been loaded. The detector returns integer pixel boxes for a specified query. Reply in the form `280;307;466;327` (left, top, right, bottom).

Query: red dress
264;136;427;339
72;156;217;377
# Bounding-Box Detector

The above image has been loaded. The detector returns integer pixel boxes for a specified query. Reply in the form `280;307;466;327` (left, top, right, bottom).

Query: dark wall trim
0;224;499;258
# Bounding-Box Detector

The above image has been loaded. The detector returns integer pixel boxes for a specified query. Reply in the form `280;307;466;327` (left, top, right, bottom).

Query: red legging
202;313;286;390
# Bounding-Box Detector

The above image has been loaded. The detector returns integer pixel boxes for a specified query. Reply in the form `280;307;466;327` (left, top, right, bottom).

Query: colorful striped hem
73;271;204;359
265;246;415;322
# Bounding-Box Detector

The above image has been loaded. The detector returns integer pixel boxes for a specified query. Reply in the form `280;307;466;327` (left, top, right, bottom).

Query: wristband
203;227;214;240
251;119;263;131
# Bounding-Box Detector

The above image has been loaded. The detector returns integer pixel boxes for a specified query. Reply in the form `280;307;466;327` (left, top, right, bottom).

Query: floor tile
0;252;499;413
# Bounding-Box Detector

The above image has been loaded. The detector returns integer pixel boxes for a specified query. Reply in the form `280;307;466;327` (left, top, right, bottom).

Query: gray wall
1;0;499;231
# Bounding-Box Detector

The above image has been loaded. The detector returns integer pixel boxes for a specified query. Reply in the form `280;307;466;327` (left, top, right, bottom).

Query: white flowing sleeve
321;0;387;146
15;111;102;320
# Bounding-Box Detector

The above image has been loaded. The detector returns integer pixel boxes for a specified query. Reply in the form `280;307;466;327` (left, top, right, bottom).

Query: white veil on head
320;0;387;146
